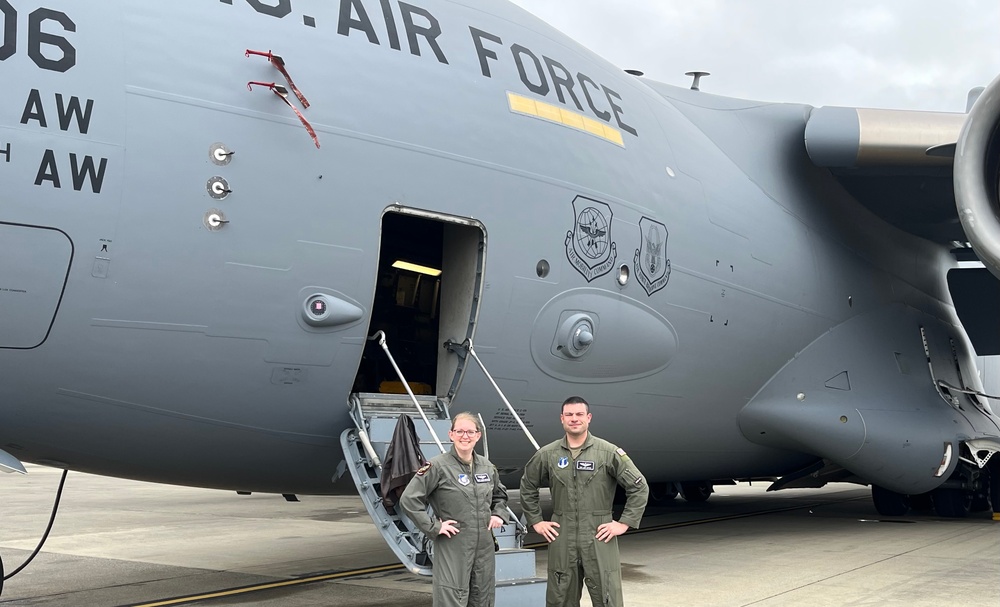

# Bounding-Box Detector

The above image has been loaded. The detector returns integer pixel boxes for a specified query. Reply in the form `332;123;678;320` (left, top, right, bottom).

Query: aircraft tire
932;488;971;518
908;492;934;512
871;485;909;516
679;481;713;503
649;482;678;502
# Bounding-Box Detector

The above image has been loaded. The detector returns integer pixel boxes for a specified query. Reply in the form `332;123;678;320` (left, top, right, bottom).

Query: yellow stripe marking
507;92;625;147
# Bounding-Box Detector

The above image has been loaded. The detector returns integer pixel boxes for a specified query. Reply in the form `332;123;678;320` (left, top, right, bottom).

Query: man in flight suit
520;396;648;607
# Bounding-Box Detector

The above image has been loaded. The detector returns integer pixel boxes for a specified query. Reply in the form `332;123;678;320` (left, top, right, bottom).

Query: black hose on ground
1;469;69;593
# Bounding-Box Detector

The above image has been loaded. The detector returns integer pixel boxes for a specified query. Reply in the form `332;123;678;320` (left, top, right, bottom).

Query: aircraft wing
803;80;1000;355
804;106;966;245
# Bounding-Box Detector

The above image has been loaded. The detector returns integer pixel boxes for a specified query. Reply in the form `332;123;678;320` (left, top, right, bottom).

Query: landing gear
932;487;971;518
871;485;909;516
649;482;679;502
908;492;934;512
970;490;990;512
990;458;1000;520
680;481;713;503
970;468;991;512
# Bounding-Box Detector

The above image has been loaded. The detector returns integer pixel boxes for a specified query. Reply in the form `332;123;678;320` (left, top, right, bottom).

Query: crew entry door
352;208;486;402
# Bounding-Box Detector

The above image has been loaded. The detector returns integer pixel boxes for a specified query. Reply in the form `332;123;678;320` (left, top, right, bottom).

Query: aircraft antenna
685;71;710;91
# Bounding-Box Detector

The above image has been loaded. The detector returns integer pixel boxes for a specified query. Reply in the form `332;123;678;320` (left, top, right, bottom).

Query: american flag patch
616;448;627;457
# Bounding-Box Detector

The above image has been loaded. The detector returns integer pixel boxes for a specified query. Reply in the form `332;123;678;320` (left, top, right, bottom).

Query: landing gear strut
871;485;909;516
932;488;972;518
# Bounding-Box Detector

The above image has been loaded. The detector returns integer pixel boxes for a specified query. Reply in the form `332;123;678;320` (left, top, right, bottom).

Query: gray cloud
507;0;1000;111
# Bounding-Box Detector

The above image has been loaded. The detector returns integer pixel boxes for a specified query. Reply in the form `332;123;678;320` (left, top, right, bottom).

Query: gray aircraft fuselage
1;0;998;498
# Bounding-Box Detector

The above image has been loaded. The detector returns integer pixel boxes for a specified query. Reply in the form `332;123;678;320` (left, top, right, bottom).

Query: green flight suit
399;447;509;607
520;434;648;607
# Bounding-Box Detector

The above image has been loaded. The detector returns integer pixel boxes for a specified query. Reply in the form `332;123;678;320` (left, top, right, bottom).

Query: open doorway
353;209;485;400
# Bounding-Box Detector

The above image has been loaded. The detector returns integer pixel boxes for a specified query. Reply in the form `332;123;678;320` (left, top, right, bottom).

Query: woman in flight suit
399;412;509;607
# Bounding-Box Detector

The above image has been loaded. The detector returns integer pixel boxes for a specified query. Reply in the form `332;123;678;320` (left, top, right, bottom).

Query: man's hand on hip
595;520;629;543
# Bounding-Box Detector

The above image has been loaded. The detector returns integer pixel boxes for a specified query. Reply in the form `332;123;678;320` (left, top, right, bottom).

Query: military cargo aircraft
2;0;1000;584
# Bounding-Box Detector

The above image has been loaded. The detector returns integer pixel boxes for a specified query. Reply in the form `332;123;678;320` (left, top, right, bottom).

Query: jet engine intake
955;73;1000;280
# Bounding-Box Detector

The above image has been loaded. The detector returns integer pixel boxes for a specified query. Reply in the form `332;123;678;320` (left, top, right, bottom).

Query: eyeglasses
450;429;480;437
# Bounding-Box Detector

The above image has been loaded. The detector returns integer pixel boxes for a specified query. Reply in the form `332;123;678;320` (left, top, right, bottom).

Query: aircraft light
302;294;364;327
934;442;953;477
392;260;442;277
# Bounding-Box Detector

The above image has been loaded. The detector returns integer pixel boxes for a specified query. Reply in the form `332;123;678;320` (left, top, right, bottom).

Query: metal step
340;425;432;575
353;392;446;417
495;548;537;581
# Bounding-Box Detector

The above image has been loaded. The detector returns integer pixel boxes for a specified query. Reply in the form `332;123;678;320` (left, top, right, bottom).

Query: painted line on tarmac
631;496;868;535
127;495;864;606
122;563;406;607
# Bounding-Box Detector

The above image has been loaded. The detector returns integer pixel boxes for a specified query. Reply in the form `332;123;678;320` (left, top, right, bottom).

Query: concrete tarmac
0;465;997;606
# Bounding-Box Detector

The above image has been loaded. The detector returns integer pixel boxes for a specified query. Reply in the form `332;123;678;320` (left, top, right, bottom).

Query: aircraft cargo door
353;209;485;400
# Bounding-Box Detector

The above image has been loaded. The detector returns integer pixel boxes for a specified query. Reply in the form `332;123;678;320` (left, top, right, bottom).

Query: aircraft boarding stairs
341;389;546;604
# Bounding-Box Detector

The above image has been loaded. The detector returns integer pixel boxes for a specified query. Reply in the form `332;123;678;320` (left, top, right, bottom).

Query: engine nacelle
955;73;1000;279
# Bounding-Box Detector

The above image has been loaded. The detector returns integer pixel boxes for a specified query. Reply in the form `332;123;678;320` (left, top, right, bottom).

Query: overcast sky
506;1;1000;112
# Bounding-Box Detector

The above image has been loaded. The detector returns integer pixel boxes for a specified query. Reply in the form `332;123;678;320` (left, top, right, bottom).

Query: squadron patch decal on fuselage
565;196;616;282
634;216;671;296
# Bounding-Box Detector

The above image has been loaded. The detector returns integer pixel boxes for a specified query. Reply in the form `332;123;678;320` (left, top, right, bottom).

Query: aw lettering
20;88;107;194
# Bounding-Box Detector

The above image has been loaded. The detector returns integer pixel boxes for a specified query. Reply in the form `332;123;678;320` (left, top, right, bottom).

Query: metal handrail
456;338;540;451
368;331;446;454
477;412;489;460
348;395;383;468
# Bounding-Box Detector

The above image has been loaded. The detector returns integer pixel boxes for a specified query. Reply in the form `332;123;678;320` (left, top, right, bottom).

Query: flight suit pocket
581;463;606;486
620;467;640;486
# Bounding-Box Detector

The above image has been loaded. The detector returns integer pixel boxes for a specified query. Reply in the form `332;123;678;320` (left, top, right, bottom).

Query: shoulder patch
416;463;432;476
616;448;627;457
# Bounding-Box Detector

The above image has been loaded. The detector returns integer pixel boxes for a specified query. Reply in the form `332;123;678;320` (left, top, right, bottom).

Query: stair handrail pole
477;412;489;461
369;331;446;454
349;395;383;468
464;339;540;451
